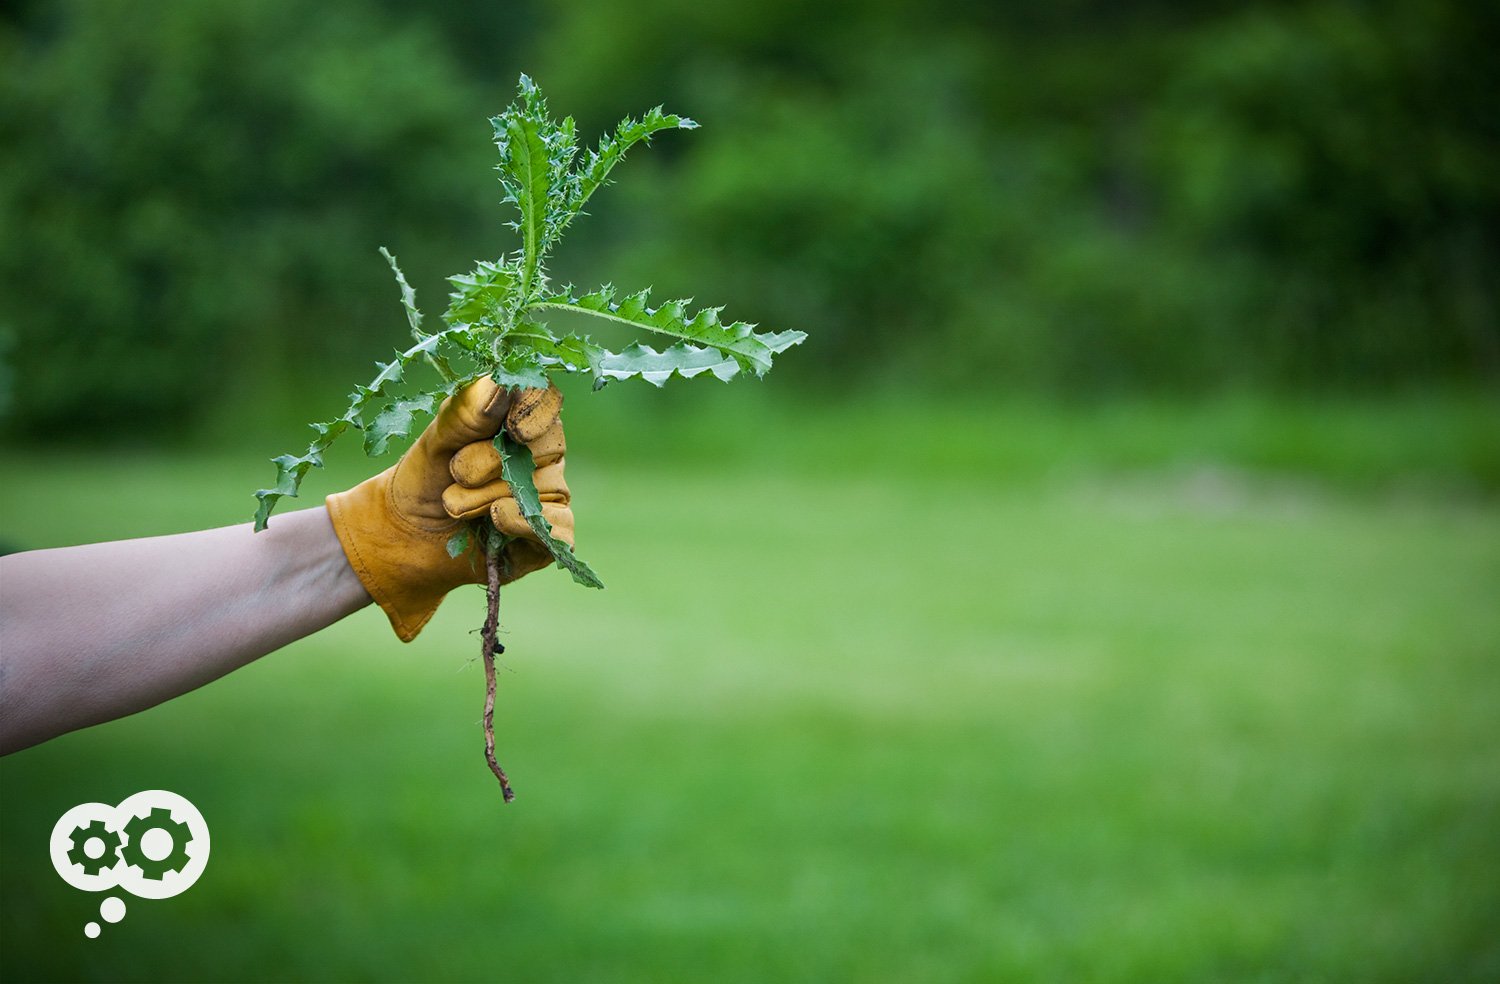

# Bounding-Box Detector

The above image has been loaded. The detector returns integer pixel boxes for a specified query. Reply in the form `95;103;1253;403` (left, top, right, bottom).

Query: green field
2;398;1498;981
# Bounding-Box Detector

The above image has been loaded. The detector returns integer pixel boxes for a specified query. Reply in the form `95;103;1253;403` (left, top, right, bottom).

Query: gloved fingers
421;378;512;457
450;415;566;487
491;499;574;546
442;461;569;519
505;383;563;444
530;460;570;500
524;415;566;467
449;441;502;487
441;490;491;522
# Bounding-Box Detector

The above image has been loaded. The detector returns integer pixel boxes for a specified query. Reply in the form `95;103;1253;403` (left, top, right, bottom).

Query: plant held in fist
252;76;806;801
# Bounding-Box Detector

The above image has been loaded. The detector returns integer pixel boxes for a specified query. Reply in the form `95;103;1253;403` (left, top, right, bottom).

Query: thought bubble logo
49;790;210;938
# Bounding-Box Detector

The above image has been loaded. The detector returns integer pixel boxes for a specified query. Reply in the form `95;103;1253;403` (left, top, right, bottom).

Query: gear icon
66;819;122;876
121;806;193;880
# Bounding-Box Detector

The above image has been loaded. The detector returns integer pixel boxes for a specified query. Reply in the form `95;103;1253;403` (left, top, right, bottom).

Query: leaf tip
253;493;275;532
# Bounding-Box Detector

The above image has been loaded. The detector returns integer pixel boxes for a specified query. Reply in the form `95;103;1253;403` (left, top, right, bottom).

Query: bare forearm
0;507;370;753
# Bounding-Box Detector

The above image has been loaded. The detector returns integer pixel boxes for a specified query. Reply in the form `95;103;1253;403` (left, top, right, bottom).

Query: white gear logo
49;790;211;938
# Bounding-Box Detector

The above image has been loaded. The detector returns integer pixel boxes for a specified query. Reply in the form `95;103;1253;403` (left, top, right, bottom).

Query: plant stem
481;529;515;803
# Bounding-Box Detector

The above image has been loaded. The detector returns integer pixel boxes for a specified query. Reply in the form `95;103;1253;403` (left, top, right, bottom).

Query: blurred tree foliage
0;0;493;434
2;0;1495;436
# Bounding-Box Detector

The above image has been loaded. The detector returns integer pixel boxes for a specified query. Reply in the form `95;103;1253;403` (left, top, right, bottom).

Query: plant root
481;541;515;803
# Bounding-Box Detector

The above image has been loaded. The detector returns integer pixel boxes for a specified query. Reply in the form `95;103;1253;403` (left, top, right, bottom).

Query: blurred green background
1;0;1497;980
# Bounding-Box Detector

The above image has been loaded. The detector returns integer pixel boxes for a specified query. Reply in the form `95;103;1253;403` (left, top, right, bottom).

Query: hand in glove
325;380;572;641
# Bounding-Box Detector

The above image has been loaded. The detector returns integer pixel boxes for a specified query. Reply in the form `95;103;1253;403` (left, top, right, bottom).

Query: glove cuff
326;470;474;642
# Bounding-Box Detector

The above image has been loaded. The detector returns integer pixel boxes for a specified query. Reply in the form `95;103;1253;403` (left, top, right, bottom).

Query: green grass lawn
2;400;1498;981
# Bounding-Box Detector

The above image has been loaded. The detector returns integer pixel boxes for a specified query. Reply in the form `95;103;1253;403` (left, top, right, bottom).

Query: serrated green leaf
490;346;551;390
445;260;518;326
379;247;425;339
547;333;606;374
491;75;578;300
522;331;606;381
383;247;459;383
365;393;440;456
496;433;603;589
500;116;549;295
759;330;810;354
528;287;803;376
561;107;696;233
253;450;321;530
589;331;809;387
255;77;806;550
254;327;480;529
446;528;471;559
597;343;738;386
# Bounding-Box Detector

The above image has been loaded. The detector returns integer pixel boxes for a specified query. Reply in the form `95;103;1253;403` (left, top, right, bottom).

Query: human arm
0;506;369;754
0;379;572;754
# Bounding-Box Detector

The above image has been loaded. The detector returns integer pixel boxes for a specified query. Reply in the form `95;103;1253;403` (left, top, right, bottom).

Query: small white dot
84;837;105;859
100;897;126;923
84;922;100;939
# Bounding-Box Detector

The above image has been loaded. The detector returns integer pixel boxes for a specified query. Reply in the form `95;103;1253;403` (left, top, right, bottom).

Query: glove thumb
423;377;512;457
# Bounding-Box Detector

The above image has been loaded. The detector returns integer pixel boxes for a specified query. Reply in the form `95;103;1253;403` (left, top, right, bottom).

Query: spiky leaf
592;331;809;387
445;260;517;326
529;287;805;376
254;76;805;555
597;343;738;386
366;393;441;456
496;433;603;588
379;247;425;339
490;362;551;391
490;76;578;298
562;107;697;230
253;328;476;529
496;114;550;295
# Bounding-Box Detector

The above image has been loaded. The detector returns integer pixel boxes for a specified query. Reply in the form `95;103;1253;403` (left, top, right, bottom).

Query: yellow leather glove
326;379;572;642
442;386;575;544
